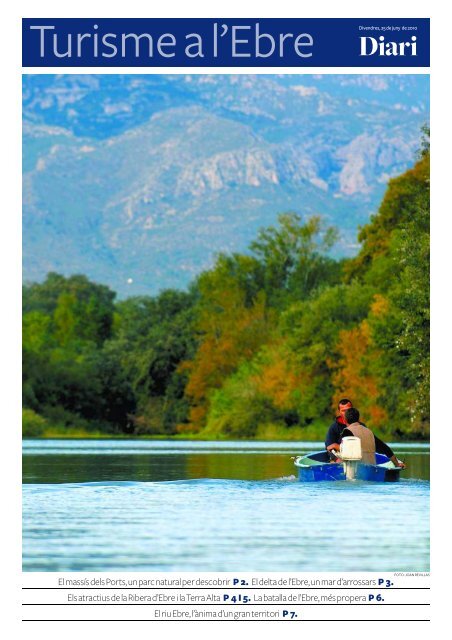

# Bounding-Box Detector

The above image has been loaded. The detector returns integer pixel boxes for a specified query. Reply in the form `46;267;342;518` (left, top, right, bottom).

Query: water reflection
22;440;429;483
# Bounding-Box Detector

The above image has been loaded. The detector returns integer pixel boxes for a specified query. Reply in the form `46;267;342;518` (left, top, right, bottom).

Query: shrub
22;408;48;437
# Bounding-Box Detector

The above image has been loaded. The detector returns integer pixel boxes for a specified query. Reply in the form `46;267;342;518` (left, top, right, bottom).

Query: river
22;439;429;572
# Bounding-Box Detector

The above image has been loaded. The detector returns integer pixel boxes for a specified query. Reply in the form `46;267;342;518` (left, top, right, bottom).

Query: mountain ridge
23;74;429;296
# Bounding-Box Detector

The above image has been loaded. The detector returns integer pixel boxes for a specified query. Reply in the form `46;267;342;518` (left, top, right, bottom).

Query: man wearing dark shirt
325;398;353;453
326;405;405;468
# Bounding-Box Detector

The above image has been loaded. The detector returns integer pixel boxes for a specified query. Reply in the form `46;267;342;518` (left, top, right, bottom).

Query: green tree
24;273;116;347
250;213;340;307
109;289;197;433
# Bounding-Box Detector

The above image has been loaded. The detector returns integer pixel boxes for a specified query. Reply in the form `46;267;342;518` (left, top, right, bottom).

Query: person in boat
330;407;405;468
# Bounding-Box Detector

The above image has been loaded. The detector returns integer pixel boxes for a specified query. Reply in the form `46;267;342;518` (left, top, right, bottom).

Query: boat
293;437;402;482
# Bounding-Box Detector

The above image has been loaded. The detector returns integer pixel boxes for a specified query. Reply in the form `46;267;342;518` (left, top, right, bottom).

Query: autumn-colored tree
205;339;302;438
181;265;273;431
251;341;302;411
330;295;389;428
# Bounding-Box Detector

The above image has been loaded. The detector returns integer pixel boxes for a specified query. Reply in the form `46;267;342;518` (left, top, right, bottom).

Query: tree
24;273;116;347
345;153;429;289
250;213;339;307
331;295;389;429
341;144;430;436
109;289;197;433
282;282;374;423
205;340;303;438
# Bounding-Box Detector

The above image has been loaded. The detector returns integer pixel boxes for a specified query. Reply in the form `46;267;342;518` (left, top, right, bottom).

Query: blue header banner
22;18;429;67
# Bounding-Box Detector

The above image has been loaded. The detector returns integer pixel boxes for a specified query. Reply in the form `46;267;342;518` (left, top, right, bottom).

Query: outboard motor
338;436;362;480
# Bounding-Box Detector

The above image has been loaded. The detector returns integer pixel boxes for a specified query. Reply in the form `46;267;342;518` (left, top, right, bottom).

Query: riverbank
23;424;428;443
23;408;429;442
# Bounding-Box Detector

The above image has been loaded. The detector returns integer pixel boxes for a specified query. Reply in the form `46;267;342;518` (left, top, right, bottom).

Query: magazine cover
8;0;445;635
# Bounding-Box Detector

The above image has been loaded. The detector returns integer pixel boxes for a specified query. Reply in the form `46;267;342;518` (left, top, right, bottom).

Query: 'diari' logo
360;36;417;56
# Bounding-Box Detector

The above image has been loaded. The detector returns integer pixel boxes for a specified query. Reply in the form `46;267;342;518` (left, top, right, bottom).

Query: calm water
23;439;429;572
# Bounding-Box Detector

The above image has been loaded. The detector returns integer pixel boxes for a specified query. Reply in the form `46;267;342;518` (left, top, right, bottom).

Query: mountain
23;74;429;296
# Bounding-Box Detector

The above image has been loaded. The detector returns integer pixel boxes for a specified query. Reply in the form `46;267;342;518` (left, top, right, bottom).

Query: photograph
22;73;430;572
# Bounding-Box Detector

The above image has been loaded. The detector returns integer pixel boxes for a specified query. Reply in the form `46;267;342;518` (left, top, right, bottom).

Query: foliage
24;272;116;346
331;296;389;428
182;281;273;431
205;341;302;438
249;213;340;307
282;282;374;423
109;289;197;433
336;148;429;436
22;408;48;437
180;213;337;432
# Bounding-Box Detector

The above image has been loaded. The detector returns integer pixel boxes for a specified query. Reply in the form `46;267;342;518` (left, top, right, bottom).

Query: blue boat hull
294;451;401;482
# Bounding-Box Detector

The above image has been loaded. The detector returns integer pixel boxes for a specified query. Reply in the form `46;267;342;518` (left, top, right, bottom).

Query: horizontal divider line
21;619;432;622
22;587;431;590
22;603;430;606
